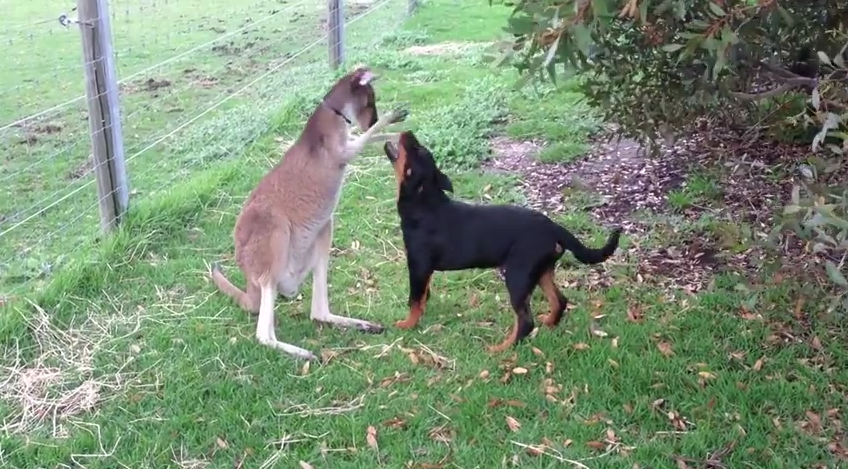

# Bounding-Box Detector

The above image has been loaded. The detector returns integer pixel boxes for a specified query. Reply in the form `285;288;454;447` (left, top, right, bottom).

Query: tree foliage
491;0;848;304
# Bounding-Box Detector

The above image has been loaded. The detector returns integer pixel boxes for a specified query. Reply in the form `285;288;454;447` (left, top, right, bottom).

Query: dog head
383;130;454;198
323;66;380;131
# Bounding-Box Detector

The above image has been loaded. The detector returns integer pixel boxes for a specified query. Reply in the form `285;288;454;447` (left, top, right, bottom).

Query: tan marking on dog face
393;134;410;194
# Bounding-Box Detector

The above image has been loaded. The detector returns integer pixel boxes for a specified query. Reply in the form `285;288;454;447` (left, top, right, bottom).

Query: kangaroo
211;66;408;361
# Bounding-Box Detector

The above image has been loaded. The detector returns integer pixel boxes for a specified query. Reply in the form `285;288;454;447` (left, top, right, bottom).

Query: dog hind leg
488;267;537;353
309;220;385;333
537;267;568;327
255;281;317;360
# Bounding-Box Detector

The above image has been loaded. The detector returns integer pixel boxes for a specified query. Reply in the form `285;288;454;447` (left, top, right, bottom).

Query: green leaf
506;16;536;35
708;2;726;17
826;261;848;287
571;23;594;56
817;51;831;66
784;204;803;215
638;0;650;23
662;43;685;52
591;0;611;19
776;5;794;26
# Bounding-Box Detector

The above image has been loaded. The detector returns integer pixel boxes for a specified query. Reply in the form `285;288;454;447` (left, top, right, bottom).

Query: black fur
384;131;622;350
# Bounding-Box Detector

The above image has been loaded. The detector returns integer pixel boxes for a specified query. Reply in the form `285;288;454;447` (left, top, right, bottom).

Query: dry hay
404;41;492;57
0;299;143;438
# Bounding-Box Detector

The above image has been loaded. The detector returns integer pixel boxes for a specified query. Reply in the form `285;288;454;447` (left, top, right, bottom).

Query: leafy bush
492;0;845;142
491;0;848;301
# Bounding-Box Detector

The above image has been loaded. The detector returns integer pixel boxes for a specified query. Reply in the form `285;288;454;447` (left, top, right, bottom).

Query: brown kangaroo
211;66;408;361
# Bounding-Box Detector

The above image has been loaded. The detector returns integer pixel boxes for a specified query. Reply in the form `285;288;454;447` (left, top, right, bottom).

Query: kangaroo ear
436;170;454;193
352;68;378;86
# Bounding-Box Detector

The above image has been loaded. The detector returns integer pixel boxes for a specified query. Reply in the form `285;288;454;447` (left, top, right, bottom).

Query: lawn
1;0;847;467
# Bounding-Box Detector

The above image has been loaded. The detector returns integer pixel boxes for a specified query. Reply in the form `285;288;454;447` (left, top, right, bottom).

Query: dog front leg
309;220;385;333
396;260;432;329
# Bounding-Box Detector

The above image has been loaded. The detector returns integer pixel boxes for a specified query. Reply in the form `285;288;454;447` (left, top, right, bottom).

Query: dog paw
394;319;417;329
389;107;409;124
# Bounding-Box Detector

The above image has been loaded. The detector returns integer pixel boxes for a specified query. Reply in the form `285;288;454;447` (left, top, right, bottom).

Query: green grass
0;0;407;295
2;0;847;468
506;78;603;165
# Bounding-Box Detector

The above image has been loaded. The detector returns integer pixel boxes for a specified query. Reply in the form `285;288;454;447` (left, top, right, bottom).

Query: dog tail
554;225;622;265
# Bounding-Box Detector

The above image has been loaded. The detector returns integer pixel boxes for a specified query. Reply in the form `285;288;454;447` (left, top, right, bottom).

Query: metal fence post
328;0;344;69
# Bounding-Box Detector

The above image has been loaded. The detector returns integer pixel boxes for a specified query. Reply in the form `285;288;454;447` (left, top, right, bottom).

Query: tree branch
730;77;817;101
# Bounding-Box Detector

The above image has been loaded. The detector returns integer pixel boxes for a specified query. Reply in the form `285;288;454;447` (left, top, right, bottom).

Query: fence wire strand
0;0;408;290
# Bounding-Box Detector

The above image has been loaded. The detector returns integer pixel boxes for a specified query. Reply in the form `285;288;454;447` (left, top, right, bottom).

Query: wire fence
0;0;415;301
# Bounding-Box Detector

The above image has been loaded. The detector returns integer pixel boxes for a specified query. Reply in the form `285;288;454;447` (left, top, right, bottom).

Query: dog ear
436;170;454;193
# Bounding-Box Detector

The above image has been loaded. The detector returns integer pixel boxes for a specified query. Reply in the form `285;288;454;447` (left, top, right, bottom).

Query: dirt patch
15;122;64;145
483;126;822;292
120;77;171;94
67;155;93;180
404;41;490;57
484;131;689;229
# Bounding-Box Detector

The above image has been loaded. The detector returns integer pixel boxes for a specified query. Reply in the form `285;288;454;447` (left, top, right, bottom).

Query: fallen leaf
418;462;449;469
586;440;606;450
657;341;674;357
563;439;573;447
525;444;546;456
512;367;529;375
366;425;378;450
806;411;823;434
698;371;717;380
383;417;406;429
531;347;545;357
320;349;338;364
675;458;691;469
428;425;454;443
479;369;490;379
627;304;644;322
793;295;805;320
301;361;310;376
752;357;765;372
215;437;228;449
572;342;590;351
589;321;608;337
545;361;554;374
611;336;619;348
506;416;521;432
811;336;823;351
299;461;315;469
469;293;480;307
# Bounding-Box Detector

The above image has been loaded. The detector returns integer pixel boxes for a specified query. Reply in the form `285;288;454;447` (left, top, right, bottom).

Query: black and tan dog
383;131;622;353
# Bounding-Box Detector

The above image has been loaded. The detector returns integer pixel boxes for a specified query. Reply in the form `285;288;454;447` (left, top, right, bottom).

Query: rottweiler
383;130;623;352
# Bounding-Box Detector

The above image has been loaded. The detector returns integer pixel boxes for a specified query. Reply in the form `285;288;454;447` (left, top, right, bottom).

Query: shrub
491;0;848;302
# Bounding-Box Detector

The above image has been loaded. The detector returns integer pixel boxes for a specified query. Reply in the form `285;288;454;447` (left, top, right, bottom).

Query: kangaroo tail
554;225;622;265
211;261;247;301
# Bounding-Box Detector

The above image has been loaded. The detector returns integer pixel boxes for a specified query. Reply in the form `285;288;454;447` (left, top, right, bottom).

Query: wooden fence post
77;0;128;233
328;0;344;69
